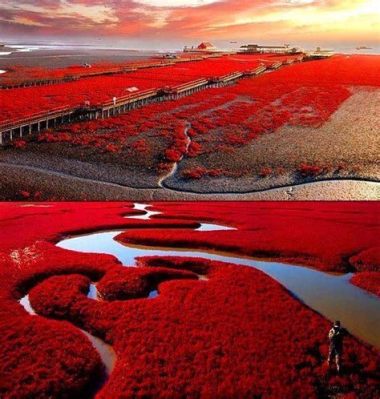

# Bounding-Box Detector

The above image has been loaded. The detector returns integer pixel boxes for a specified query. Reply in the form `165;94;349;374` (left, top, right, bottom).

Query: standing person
327;320;345;372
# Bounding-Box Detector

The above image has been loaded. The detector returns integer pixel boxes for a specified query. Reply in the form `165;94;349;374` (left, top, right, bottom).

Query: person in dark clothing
327;320;345;372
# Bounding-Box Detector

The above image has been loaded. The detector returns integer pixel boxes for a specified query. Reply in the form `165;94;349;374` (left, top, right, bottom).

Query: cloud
134;0;221;7
0;0;378;46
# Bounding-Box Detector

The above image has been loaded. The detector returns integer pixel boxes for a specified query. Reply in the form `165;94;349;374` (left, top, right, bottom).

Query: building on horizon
183;42;219;53
239;44;302;54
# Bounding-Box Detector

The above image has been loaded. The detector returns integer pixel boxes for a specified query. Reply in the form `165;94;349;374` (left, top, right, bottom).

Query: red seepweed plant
0;202;379;398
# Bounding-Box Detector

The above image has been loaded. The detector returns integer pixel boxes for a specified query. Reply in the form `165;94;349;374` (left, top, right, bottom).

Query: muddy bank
164;88;380;192
1;161;379;200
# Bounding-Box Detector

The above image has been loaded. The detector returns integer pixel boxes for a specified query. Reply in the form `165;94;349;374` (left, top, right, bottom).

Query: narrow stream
19;293;116;375
130;203;162;219
158;123;192;188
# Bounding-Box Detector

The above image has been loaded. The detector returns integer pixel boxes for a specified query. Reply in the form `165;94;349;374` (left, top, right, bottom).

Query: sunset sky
0;0;379;49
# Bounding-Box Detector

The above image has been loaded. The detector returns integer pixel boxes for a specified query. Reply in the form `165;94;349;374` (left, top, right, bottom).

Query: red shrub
105;143;119;153
165;148;182;162
131;138;149;153
186;141;202;157
12;139;27;149
19;191;30;199
351;272;380;297
297;163;324;177
349;247;380;272
182;167;225;180
208;168;224;177
182;166;207;179
259;167;273;177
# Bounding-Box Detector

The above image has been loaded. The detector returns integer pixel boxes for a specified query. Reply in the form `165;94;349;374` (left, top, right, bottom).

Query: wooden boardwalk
0;57;304;146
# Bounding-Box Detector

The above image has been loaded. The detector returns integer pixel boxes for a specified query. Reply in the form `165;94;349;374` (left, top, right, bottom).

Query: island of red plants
0;202;379;398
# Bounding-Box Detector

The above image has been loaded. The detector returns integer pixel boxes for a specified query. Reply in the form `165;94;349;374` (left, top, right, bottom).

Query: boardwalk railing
0;105;79;145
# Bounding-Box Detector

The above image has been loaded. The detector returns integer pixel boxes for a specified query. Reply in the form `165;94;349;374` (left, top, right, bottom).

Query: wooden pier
0;57;304;146
0;106;77;146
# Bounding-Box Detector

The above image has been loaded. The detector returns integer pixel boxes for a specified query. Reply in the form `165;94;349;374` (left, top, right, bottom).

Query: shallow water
128;204;236;231
127;203;161;220
57;205;380;349
88;283;98;300
19;295;36;315
148;290;158;299
195;223;236;231
81;331;116;374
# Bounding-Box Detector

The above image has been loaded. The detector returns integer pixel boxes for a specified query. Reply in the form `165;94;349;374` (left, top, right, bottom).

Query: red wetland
1;53;379;200
0;201;379;398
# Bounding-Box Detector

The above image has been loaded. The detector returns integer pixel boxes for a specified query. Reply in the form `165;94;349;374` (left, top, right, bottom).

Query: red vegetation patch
182;166;207;179
348;248;380;296
186;141;203;157
351;272;380;297
182;167;225;179
297;163;325;177
0;314;103;398
165;148;182;162
131;138;150;153
125;202;380;274
259;167;273;177
349;247;380;272
12;139;27;149
96;266;198;301
0;202;379;398
14;190;43;201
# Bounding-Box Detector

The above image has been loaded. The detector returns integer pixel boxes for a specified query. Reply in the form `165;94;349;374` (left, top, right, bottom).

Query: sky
0;0;379;50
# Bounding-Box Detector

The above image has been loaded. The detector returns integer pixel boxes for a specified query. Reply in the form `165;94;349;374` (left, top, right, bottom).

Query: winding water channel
19;203;380;382
58;204;380;349
157;123;192;188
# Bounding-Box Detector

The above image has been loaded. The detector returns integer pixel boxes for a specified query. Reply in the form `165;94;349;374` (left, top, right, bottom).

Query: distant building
197;42;216;51
239;44;301;54
183;42;218;53
306;47;334;59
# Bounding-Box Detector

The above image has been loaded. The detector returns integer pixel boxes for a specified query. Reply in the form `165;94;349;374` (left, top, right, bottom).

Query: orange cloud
0;0;378;47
